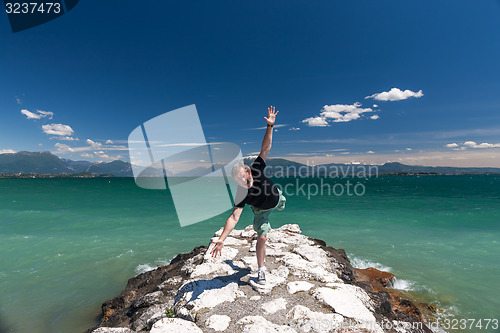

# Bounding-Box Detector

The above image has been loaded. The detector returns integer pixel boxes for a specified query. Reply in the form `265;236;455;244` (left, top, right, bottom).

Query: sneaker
257;269;266;285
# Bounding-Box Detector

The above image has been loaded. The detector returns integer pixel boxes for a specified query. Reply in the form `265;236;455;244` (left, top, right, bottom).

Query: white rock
158;275;182;290
150;317;202;333
241;256;258;271
175;279;243;319
203;244;239;262
190;246;240;277
266;230;313;245
249;295;261;301
261;298;287;314
249;266;289;294
206;314;231;331
278;253;342;283
312;285;376;323
287;305;343;333
293;245;331;267
277;224;302;234
238;315;297;333
286;281;314;294
132;303;169;331
91;328;135;333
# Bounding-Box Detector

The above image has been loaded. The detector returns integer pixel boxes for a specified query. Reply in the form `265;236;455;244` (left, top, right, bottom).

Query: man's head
231;162;253;188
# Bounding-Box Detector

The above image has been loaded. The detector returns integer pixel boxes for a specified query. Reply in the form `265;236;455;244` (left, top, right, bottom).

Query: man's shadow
175;260;252;305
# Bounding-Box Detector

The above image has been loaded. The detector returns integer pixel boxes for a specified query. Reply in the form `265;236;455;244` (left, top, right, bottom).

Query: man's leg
251;206;273;284
256;235;266;268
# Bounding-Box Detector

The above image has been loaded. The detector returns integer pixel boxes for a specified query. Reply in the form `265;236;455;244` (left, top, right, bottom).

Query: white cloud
373;104;378;108
446;143;459;148
20;109;53;120
303;102;375;127
370;115;380;120
36;110;53;119
55;143;74;153
42;124;74;136
57;136;79;141
365;88;423;101
105;139;114;144
0;149;16;154
320;102;373;123
367;151;375;154
464;141;500;149
406;148;412;151
86;139;102;148
302;116;329;127
81;153;94;158
16;97;22;105
289;127;300;131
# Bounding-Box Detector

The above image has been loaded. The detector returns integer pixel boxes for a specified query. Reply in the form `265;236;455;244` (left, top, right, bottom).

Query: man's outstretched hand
264;105;279;126
210;238;224;257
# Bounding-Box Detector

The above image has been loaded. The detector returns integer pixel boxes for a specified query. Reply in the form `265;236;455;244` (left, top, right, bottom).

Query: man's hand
210;238;224;257
264;106;279;126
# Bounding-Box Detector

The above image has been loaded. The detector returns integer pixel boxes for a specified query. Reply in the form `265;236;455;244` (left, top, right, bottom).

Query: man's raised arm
259;106;279;162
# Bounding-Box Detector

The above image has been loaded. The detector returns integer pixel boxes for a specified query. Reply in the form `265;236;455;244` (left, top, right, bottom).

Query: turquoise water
0;176;499;333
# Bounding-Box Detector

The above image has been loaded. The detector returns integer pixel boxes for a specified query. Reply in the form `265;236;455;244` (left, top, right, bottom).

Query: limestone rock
150;318;202;333
91;328;136;333
174;279;243;320
287;305;343;333
312;285;376;322
238;315;297;333
261;297;287;314
205;314;231;331
286;281;314;294
249;266;289;294
278;252;342;283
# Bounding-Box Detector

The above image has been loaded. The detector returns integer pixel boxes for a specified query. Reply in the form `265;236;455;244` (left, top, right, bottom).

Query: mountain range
0;151;499;177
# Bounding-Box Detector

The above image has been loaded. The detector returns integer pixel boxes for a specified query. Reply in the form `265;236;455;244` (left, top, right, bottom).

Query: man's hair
231;161;250;179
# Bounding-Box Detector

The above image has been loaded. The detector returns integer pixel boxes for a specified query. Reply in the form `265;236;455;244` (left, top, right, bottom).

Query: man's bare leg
256;235;266;268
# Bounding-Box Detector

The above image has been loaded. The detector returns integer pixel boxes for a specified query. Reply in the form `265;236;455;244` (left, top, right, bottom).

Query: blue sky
1;0;500;167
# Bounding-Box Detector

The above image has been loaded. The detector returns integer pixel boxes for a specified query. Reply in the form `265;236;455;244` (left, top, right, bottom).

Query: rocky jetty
87;224;436;333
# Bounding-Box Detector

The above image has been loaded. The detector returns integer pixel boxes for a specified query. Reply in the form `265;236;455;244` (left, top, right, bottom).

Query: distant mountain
0;151;72;174
0;151;133;177
1;151;499;177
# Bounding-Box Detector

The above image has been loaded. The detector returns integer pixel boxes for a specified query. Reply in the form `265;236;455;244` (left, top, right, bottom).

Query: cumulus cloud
367;151;375;154
370;115;380;120
446;143;459;148
0;149;16;154
302;102;374;127
464;141;500;148
55;143;74;153
21;109;54;120
81;153;93;158
302;116;329;127
42;124;74;136
365;88;423;101
57;136;79;141
105;139;114;144
86;139;102;148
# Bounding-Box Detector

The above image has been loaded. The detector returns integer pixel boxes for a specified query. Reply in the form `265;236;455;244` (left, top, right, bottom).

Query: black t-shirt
234;156;279;210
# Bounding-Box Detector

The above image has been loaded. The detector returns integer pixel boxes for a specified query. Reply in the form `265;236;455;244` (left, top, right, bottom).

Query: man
210;106;286;285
